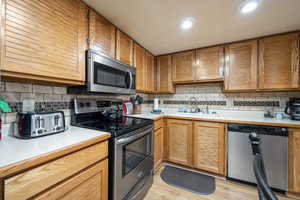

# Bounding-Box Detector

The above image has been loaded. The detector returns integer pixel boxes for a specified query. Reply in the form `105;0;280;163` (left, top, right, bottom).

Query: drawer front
5;141;108;200
154;119;163;131
34;159;108;200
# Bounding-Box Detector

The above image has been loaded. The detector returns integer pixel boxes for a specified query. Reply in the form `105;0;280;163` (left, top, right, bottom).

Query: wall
0;81;152;135
150;83;299;112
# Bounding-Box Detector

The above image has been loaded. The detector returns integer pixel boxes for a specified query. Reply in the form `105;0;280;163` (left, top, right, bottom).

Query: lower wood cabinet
166;119;193;166
288;129;300;194
3;141;109;200
165;119;226;176
34;160;108;200
154;127;164;170
193;121;226;176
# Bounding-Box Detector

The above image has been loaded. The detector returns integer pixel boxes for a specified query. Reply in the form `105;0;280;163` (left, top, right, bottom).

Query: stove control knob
86;102;91;107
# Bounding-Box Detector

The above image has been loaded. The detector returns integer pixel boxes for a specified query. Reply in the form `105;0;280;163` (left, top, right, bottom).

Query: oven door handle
116;126;153;145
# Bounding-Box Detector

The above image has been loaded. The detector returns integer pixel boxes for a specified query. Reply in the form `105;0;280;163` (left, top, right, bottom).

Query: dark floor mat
161;165;216;195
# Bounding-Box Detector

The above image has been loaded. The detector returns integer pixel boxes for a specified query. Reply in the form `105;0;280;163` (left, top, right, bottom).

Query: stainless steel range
71;98;154;200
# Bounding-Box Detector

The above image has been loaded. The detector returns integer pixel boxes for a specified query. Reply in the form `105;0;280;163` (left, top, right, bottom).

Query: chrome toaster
14;111;66;139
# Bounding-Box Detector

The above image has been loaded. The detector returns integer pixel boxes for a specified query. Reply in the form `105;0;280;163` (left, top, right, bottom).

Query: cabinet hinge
86;38;90;47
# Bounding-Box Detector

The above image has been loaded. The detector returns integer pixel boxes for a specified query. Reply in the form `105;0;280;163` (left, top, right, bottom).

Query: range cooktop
74;116;153;137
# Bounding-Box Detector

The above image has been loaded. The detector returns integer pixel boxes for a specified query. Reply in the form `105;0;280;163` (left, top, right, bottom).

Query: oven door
113;125;154;200
87;50;136;94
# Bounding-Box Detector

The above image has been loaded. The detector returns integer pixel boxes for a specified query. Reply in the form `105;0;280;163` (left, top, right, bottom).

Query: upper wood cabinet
156;55;175;93
145;51;155;92
172;50;196;83
88;9;116;58
195;46;224;81
134;43;146;91
0;0;88;85
166;119;193;166
224;40;258;91
258;33;300;90
116;30;133;66
193;122;226;176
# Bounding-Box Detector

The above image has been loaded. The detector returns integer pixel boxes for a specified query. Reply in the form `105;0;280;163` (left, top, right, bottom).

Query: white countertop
128;110;300;127
0;126;110;168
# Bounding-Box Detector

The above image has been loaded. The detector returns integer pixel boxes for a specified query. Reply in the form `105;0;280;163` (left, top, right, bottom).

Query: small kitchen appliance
13;111;66;139
284;98;300;120
68;50;136;95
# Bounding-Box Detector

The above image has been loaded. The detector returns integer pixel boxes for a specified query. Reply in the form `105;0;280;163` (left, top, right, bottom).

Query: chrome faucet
189;97;201;113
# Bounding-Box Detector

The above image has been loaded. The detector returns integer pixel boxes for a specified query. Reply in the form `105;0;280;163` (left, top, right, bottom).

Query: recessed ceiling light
240;0;260;14
181;18;194;30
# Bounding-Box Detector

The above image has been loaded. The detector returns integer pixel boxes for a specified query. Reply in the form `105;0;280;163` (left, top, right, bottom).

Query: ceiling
83;0;300;55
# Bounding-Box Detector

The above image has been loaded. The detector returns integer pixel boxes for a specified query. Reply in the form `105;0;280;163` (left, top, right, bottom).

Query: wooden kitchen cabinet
145;51;155;93
258;33;300;90
34;160;108;200
172;50;196;83
0;0;88;85
166;119;193;166
134;43;146;91
224;40;258;91
4;141;109;200
288;129;300;195
156;55;175;93
154;127;164;170
193;122;226;175
116;30;134;66
195;46;224;81
89;9;116;58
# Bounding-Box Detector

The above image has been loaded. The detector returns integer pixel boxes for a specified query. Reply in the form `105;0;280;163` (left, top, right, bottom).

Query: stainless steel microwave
68;50;136;95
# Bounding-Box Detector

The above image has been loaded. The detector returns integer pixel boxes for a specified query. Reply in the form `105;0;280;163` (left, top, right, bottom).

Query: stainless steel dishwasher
227;124;288;192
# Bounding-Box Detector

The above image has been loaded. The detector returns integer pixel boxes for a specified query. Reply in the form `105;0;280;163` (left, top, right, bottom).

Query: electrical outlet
22;99;35;112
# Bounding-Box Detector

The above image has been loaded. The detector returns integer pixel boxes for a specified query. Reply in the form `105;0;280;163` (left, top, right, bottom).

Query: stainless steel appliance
227;124;288;192
285;98;300;120
13;111;66;139
68;50;136;95
71;99;154;200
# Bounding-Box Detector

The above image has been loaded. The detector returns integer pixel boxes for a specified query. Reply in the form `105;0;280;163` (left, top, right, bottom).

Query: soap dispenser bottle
0;98;12;140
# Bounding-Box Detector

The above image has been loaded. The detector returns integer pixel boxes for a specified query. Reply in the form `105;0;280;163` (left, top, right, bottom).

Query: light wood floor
144;165;296;200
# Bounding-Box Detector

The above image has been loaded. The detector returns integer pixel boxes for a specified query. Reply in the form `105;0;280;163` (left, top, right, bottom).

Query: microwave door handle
129;71;133;89
116;127;153;145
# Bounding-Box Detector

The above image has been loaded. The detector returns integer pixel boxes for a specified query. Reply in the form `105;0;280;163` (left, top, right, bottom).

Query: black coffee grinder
285;98;300;120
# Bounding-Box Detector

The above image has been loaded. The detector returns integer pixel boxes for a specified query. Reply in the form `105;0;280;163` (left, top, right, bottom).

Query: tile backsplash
0;81;152;126
151;83;299;112
1;81;299;127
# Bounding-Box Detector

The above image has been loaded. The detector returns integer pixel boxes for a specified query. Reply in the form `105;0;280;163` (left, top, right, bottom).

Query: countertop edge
131;114;300;128
0;133;111;179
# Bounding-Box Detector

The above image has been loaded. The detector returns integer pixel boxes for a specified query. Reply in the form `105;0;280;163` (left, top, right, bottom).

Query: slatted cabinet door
224;40;258;91
172;50;196;83
145;51;155;92
116;30;133;66
259;33;300;90
166;119;193;166
134;43;146;91
154;127;164;170
89;9;116;58
34;160;108;200
0;0;88;85
156;55;175;93
195;46;224;81
194;122;226;175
